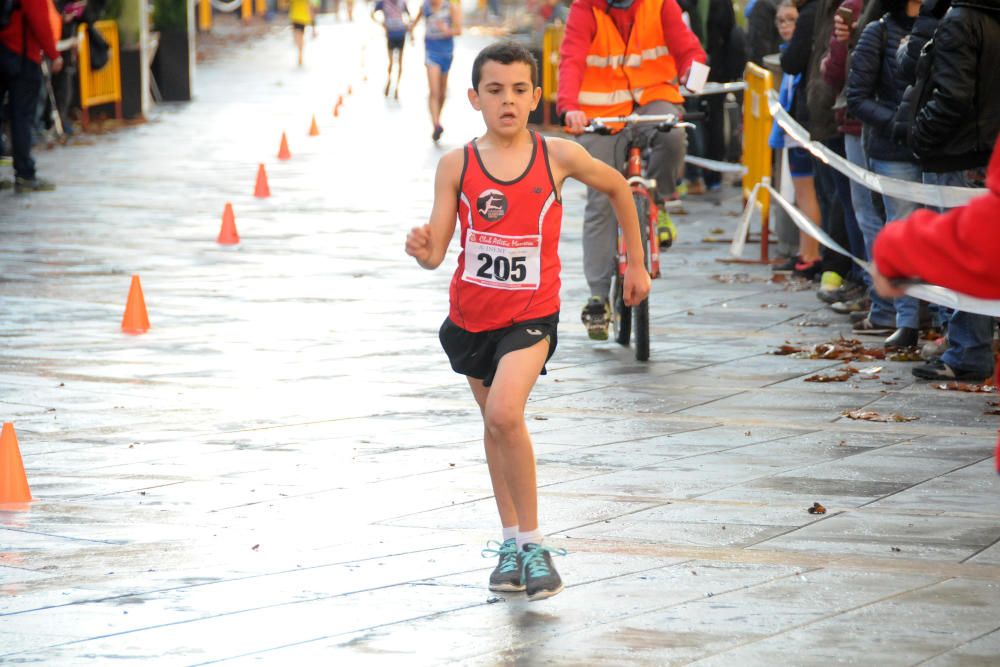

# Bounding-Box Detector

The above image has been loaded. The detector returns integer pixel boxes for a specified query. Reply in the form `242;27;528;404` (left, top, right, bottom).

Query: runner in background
288;0;316;66
372;0;411;98
409;0;461;142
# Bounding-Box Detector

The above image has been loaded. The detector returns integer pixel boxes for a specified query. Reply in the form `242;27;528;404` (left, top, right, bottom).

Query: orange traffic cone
278;132;291;160
254;163;270;198
0;423;31;503
121;275;150;334
218;202;240;245
309;115;320;136
333;103;340;118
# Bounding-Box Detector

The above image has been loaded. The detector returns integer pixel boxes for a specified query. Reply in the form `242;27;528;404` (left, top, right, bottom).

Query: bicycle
580;112;698;361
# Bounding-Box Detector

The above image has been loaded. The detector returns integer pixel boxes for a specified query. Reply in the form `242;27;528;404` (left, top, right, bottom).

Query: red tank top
449;131;563;332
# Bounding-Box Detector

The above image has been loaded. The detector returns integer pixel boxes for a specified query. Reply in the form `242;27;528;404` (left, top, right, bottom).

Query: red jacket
557;0;705;114
0;0;60;65
873;137;1000;299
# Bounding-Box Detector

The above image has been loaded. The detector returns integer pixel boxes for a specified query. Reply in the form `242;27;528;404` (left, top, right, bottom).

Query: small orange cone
347;85;352;96
278;132;291;160
0;423;31;503
333;103;340;118
309;115;320;136
254;163;270;198
121;275;150;334
218;202;240;245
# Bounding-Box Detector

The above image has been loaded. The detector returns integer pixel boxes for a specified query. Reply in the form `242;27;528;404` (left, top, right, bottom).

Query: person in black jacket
680;0;745;193
746;0;782;65
846;0;926;348
780;0;862;285
903;0;1000;381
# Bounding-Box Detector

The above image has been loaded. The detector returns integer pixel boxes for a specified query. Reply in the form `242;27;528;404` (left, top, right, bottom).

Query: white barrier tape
210;0;244;12
682;81;748;98
733;183;1000;317
684;155;748;175
767;91;988;208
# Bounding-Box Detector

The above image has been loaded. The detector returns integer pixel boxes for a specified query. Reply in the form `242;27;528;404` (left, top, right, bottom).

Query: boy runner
404;41;652;600
372;0;411;98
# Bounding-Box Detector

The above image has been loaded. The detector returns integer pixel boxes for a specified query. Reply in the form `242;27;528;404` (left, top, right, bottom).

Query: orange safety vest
577;0;682;122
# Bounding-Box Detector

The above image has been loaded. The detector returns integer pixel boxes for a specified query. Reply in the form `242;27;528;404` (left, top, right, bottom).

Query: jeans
844;135;895;325
0;43;43;179
922;169;997;376
870;158;923;329
826;137;867;284
810;149;853;278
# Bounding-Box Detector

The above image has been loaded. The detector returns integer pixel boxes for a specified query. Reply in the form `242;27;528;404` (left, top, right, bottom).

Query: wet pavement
2;15;1000;666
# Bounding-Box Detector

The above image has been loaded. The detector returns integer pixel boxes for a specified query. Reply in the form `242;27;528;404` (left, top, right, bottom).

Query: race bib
462;229;541;291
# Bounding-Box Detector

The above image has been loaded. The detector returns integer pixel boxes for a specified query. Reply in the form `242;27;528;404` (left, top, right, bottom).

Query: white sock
516;528;544;551
502;525;518;543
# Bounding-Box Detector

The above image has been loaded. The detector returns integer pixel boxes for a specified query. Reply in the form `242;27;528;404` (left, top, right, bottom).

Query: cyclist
409;0;461;142
558;0;705;340
372;0;411;98
405;41;650;600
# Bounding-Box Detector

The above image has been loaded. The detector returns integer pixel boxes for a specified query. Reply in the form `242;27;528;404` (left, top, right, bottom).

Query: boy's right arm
405;149;462;270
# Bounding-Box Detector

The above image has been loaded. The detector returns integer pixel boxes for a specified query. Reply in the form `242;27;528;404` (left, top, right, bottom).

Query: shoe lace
481;540;519;573
520;544;567;579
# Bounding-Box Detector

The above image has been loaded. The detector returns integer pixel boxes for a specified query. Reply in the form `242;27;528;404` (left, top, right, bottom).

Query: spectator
872;139;1000;301
769;0;824;275
0;0;62;192
780;0;862;289
746;0;782;65
846;0;928;349
679;0;746;194
819;0;873;308
903;0;1000;382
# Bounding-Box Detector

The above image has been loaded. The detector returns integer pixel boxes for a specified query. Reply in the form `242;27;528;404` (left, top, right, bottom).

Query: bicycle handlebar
573;111;704;136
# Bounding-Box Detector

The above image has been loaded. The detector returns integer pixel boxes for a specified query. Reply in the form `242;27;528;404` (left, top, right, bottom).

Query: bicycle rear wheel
632;191;652;361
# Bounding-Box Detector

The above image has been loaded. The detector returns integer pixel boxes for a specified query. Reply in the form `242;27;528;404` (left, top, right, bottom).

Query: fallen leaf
486;596;505;604
933;382;996;393
709;227;725;234
890;546;901;553
807;502;826;514
533;416;549;420
859;366;883;375
251;544;260;551
774;343;803;356
842;409;919;422
805;366;859;383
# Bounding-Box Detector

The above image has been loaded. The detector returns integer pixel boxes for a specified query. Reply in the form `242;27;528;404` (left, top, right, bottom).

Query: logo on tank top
476;189;508;222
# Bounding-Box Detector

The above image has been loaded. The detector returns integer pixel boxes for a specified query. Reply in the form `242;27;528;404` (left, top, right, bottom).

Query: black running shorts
439;313;559;387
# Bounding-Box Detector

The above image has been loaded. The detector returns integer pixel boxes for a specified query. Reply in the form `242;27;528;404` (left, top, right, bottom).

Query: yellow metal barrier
255;0;266;15
199;0;212;30
241;0;252;22
77;21;122;130
541;25;564;126
740;62;773;263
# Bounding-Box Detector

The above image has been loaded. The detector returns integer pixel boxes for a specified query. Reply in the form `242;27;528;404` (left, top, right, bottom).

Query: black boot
885;327;919;350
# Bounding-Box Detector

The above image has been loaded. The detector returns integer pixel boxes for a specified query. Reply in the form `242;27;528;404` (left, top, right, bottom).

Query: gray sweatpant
577;100;686;300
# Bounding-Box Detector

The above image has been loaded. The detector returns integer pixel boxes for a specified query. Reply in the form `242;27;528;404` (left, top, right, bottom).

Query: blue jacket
846;11;916;162
769;43;801;149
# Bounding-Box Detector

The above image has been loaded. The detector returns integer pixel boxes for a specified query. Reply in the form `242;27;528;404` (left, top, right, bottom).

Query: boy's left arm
548;138;651;305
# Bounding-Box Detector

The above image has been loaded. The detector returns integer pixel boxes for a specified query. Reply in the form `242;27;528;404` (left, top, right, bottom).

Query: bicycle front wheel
612;272;631;346
632;191;652;361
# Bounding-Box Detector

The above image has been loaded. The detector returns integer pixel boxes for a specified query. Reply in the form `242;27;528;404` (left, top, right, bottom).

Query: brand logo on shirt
476;189;508;222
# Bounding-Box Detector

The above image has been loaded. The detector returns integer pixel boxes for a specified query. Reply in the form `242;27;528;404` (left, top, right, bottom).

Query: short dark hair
471;41;539;91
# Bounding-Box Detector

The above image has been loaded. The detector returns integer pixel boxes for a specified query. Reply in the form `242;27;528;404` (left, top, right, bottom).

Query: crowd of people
761;0;998;383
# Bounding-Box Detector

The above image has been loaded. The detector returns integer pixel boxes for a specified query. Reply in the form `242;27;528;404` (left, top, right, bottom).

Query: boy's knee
484;403;524;439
